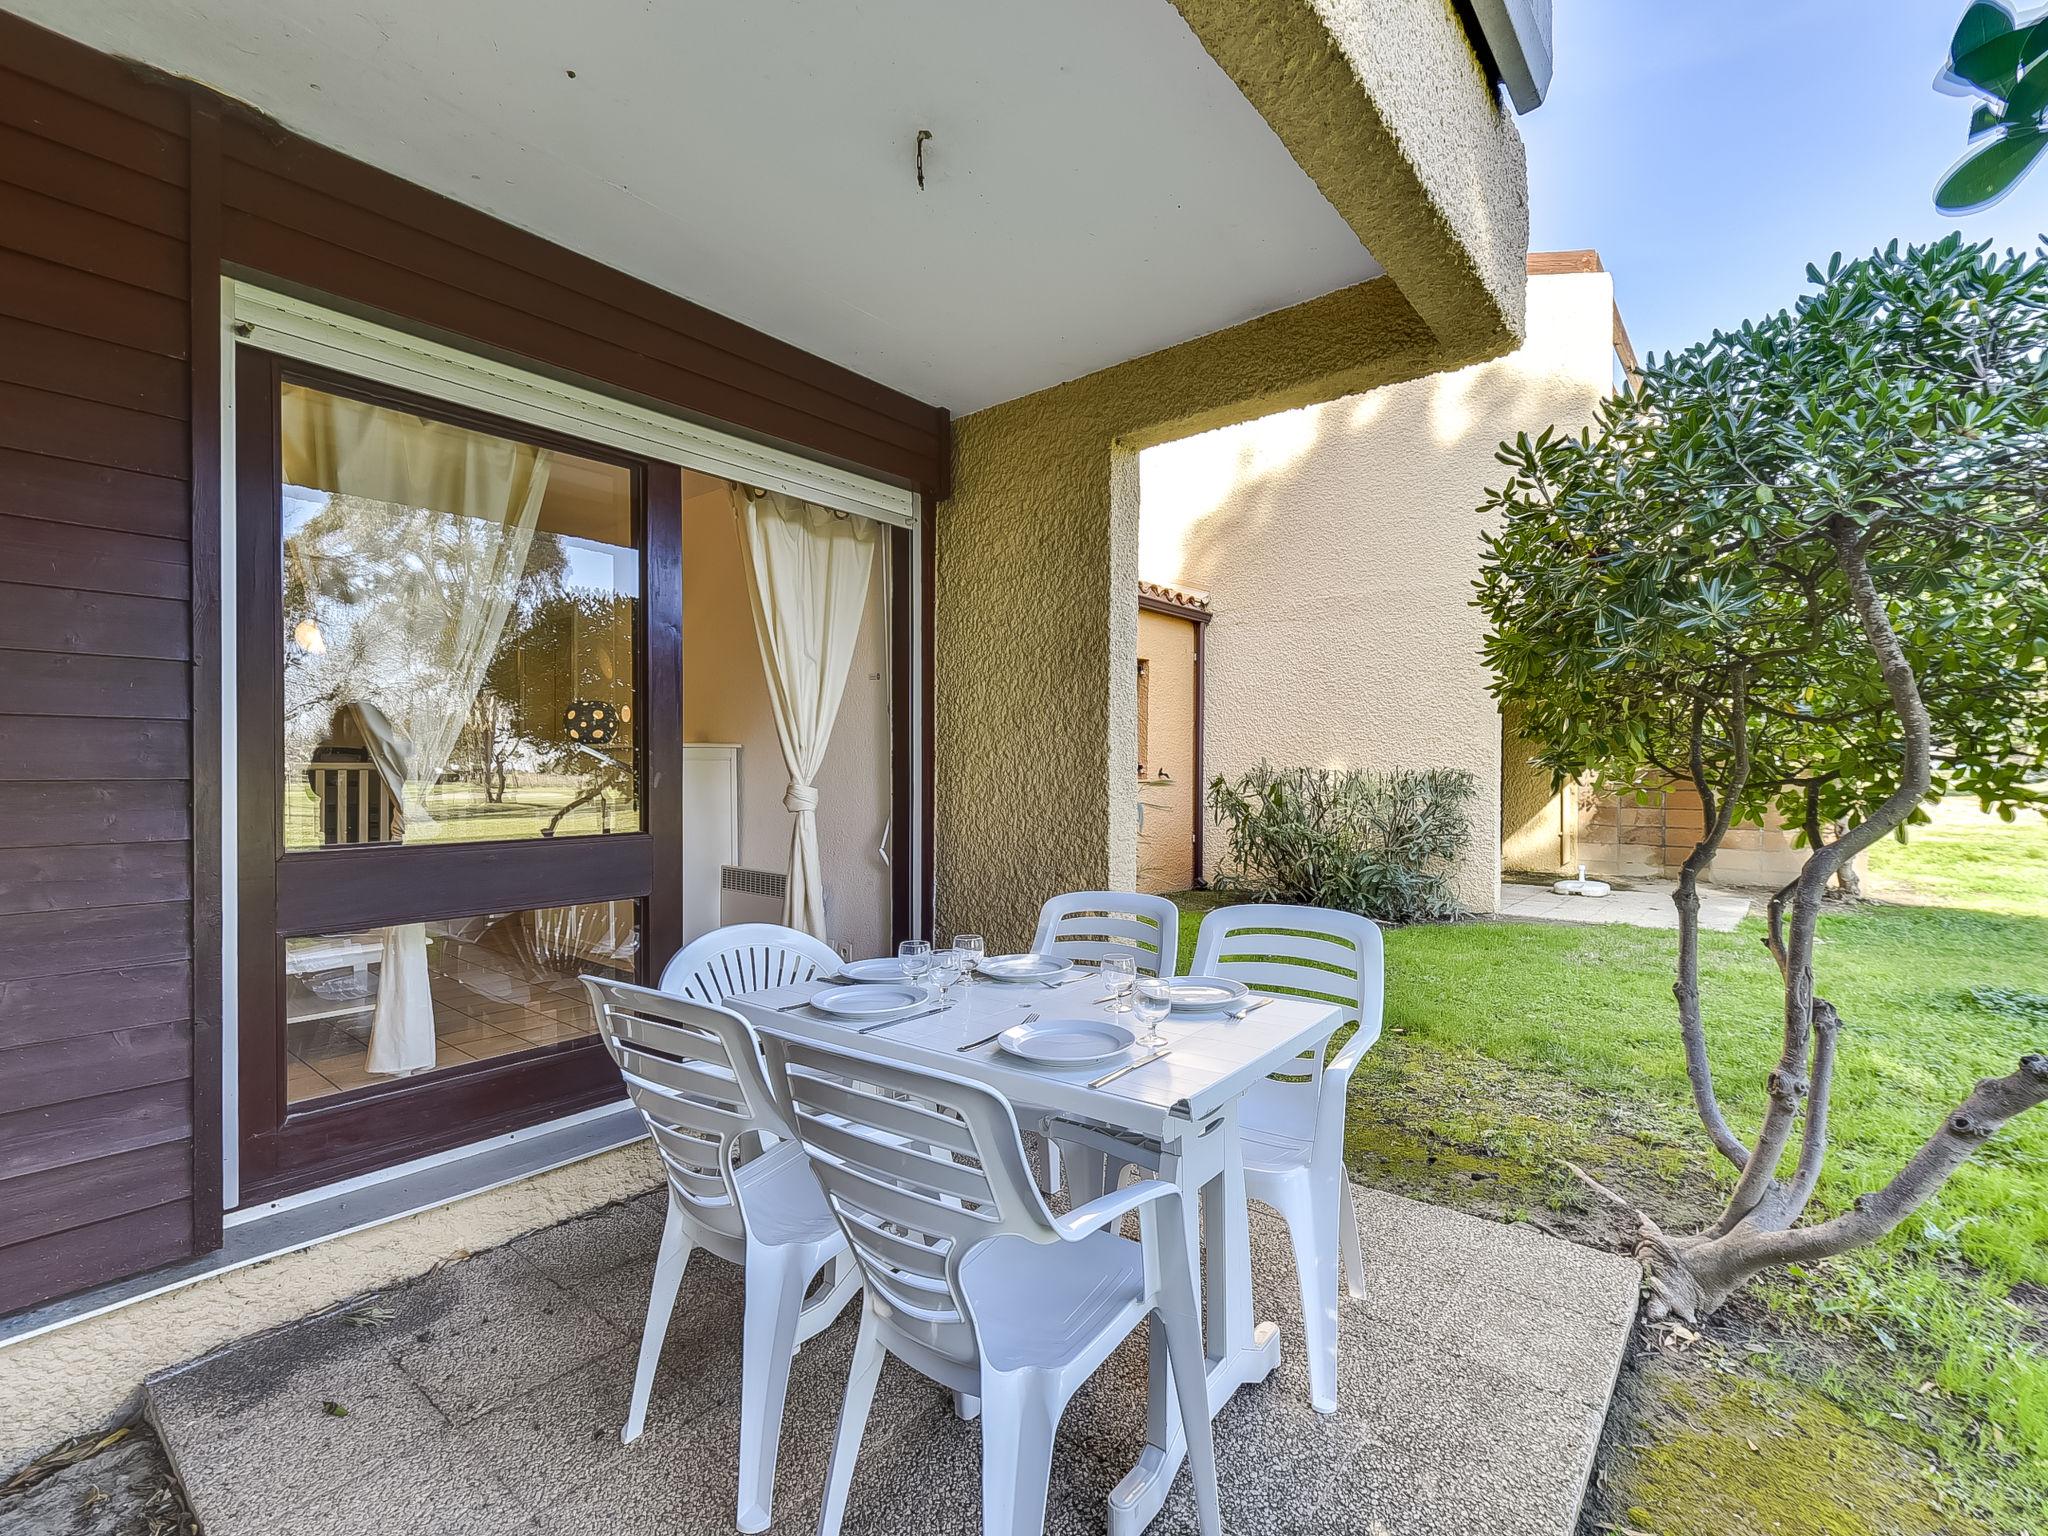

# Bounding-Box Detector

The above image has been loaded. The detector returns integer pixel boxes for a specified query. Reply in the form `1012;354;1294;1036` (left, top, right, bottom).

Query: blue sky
1521;0;2048;360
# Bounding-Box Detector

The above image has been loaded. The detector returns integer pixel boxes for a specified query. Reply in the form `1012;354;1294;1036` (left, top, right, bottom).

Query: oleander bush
1205;763;1477;924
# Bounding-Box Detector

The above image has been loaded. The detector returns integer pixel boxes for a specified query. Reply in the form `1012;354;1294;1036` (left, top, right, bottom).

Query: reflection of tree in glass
485;575;636;836
283;496;567;806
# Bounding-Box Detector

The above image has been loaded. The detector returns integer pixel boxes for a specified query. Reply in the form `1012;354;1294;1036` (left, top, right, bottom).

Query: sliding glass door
235;352;680;1200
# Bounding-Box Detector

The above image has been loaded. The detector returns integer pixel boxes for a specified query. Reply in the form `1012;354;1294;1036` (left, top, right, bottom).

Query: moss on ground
1591;1361;1990;1536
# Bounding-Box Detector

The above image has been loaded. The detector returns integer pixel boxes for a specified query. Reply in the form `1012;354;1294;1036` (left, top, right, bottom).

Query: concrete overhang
2;0;1527;417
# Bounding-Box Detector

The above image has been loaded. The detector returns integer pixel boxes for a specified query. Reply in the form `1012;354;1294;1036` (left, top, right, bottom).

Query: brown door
233;351;680;1202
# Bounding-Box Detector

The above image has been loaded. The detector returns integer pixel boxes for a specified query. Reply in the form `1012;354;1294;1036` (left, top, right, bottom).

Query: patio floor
145;1184;1639;1536
1498;877;1753;931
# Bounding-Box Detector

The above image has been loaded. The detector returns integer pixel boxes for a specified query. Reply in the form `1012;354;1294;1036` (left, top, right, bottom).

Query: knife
1089;1047;1171;1089
856;1003;950;1034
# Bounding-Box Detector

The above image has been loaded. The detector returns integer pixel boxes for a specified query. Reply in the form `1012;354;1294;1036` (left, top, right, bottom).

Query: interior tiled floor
284;928;621;1103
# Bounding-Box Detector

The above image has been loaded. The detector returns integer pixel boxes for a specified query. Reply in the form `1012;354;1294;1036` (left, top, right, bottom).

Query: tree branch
1674;682;1753;1170
1733;1055;2047;1270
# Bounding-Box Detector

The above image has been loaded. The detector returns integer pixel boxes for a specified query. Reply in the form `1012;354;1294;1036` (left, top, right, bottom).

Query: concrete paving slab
1498;877;1752;932
148;1185;1639;1536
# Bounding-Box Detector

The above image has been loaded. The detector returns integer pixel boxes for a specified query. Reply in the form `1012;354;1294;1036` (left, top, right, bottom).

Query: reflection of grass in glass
282;776;642;849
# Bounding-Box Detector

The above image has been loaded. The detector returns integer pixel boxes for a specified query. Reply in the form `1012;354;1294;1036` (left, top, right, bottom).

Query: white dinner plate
841;957;917;983
1164;976;1250;1012
996;1017;1137;1067
976;952;1075;982
808;982;938;1020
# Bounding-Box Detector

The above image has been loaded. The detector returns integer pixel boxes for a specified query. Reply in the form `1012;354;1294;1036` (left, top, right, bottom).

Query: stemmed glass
1133;976;1171;1048
930;947;965;1002
1100;954;1137;1014
952;934;986;991
896;939;932;991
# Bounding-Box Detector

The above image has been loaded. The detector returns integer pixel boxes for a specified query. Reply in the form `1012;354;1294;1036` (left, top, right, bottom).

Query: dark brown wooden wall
0;10;946;1317
0;32;203;1313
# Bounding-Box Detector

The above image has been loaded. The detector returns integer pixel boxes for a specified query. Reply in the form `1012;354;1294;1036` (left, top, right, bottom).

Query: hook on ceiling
915;128;933;192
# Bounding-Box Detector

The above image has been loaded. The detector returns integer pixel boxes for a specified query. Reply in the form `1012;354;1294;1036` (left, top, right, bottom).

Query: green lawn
1174;803;2048;1534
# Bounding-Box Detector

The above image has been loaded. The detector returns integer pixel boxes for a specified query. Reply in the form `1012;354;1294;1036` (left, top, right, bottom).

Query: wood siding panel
0;960;192;1050
0;511;190;599
0;652;190;720
0;903;191;984
0;248;187;359
0;448;190;540
0;181;187;298
0;840;193;915
0;380;188;479
0;1198;193;1316
0;1077;191;1184
0;16;204;1318
0;65;190;179
0;1022;193;1117
0;717;191;781
223;160;936;459
0;315;189;420
0;120;188;238
0;780;190;849
0;1140;191;1251
0;584;190;661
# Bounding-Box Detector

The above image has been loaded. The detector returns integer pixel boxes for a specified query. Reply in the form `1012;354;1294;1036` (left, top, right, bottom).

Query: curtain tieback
783;782;820;814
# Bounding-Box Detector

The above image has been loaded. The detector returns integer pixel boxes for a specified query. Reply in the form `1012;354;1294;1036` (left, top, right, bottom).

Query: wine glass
896;939;932;989
953;933;986;990
1101;954;1137;1014
930;947;964;1001
1133;975;1171;1048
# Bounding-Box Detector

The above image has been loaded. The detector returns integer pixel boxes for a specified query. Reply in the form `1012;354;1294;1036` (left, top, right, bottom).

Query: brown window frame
232;348;681;1202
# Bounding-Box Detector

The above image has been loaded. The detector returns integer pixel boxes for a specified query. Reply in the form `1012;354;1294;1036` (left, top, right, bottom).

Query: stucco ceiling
7;0;1384;415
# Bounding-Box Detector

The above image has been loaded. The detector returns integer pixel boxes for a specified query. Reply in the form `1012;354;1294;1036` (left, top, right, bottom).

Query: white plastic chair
755;1030;1223;1536
1085;903;1383;1414
657;921;842;1003
584;978;860;1533
1029;891;1182;976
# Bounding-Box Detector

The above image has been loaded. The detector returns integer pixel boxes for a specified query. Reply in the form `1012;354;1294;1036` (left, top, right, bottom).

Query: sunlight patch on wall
1136;404;1325;585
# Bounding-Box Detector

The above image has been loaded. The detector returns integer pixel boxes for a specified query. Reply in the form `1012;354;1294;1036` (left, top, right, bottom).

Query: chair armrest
1052;1177;1180;1242
1327;1019;1382;1077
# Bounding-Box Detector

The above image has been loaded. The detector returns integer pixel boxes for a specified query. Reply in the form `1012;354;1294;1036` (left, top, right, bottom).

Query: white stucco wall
1136;270;1620;914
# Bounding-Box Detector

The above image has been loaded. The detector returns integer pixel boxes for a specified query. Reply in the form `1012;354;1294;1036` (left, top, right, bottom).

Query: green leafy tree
1936;2;2048;212
1476;235;2048;1319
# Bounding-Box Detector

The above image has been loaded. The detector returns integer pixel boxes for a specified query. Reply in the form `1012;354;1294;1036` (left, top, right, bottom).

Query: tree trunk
1637;1056;2048;1320
1627;529;2045;1317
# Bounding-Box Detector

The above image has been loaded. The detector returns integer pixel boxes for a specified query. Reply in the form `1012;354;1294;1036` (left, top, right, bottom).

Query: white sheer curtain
733;487;878;940
283;388;552;1074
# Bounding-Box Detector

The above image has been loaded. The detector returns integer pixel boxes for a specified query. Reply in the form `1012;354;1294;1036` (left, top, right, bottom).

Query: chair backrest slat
1031;891;1181;977
759;1032;1057;1362
788;1072;983;1158
585;977;792;1243
1188;903;1385;1135
658;922;842;1006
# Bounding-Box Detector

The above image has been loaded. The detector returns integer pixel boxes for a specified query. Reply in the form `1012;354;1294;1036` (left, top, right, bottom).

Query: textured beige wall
1136;272;1621;914
0;1142;662;1477
1501;703;1575;874
1136;608;1200;893
934;0;1531;947
681;475;893;958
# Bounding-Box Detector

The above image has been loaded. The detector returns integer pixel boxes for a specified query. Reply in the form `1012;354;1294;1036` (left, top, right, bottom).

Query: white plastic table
729;972;1345;1536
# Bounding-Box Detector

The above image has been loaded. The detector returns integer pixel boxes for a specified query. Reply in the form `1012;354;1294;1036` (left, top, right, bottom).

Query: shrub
1205;763;1477;923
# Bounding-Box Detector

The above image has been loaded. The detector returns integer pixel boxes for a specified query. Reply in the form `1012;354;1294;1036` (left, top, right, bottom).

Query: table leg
1108;1100;1281;1536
